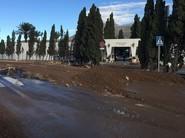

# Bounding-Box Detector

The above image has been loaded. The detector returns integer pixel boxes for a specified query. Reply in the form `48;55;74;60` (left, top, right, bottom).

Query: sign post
156;36;164;72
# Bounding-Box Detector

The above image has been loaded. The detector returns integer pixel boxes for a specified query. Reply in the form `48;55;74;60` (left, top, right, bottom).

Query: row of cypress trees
74;4;126;65
168;0;185;70
137;0;167;69
0;31;18;59
74;4;103;65
0;24;69;60
104;13;124;39
135;0;185;70
104;13;115;39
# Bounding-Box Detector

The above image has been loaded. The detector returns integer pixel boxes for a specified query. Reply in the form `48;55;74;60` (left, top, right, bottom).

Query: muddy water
0;75;185;137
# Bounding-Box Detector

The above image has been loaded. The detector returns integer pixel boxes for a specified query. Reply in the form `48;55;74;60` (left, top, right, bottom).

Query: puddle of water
27;79;45;85
0;82;5;87
3;76;24;86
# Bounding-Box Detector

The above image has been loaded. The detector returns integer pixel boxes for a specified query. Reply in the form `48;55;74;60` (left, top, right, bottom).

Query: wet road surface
0;76;185;138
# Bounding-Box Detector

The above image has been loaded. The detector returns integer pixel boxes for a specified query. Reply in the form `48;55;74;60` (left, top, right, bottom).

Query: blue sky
0;0;172;39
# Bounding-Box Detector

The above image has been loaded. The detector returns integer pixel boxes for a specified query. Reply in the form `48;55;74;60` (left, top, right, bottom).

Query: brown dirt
1;61;185;107
0;61;185;137
0;105;24;138
0;61;184;92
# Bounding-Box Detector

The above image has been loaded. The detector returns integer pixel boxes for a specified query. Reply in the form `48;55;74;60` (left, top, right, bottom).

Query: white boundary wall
0;41;73;61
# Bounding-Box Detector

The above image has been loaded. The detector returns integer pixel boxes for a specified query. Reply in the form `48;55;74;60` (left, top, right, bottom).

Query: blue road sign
156;36;164;47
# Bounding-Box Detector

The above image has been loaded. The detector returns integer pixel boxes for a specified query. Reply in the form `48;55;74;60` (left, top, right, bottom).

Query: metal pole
158;46;161;72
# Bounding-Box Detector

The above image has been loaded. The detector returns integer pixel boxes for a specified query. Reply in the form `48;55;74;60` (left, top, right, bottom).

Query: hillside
115;24;132;38
69;24;132;39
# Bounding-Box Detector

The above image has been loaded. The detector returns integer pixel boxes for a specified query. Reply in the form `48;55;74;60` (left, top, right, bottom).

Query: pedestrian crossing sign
156;36;164;47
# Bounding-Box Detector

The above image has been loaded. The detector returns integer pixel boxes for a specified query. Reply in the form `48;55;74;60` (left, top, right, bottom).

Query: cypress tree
48;24;56;58
152;0;166;64
16;34;22;60
104;13;115;39
60;25;64;39
95;8;104;42
104;19;110;39
169;0;185;46
86;4;103;65
58;26;64;59
58;39;64;59
40;31;47;60
64;30;69;60
11;31;16;58
168;0;185;69
109;13;115;39
58;29;69;61
74;4;103;65
118;29;124;39
0;40;5;59
153;0;166;37
138;0;155;69
27;27;35;59
131;14;141;38
6;35;12;59
35;38;40;59
58;26;69;60
74;7;88;63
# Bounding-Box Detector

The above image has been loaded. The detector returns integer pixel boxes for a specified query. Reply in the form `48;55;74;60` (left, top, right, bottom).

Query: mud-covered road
0;75;185;138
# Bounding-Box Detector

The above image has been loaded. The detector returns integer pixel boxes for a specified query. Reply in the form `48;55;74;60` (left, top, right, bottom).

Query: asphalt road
0;76;184;138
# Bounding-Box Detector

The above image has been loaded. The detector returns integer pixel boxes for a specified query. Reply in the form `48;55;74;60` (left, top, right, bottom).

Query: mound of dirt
0;61;184;95
73;66;185;95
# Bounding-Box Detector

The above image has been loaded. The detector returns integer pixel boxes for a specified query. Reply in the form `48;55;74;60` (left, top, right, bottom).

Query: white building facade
102;39;141;63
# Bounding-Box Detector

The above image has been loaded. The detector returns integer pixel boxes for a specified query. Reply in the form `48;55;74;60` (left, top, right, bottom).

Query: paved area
0;76;185;138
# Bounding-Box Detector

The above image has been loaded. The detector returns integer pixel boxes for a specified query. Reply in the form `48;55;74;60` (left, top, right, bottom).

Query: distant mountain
69;24;132;40
115;24;132;38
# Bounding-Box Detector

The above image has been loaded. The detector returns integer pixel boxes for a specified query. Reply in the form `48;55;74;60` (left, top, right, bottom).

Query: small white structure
0;42;52;60
102;39;140;63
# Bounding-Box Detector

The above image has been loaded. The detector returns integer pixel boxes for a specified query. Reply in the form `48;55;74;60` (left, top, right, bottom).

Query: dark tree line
6;32;15;59
74;4;103;65
35;31;47;60
16;34;22;60
0;40;5;59
133;0;184;70
58;26;69;61
167;0;185;70
0;22;70;61
131;14;141;38
104;13;115;39
48;24;57;59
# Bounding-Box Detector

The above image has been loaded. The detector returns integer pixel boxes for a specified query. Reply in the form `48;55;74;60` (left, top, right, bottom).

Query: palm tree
34;30;43;41
17;22;34;42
